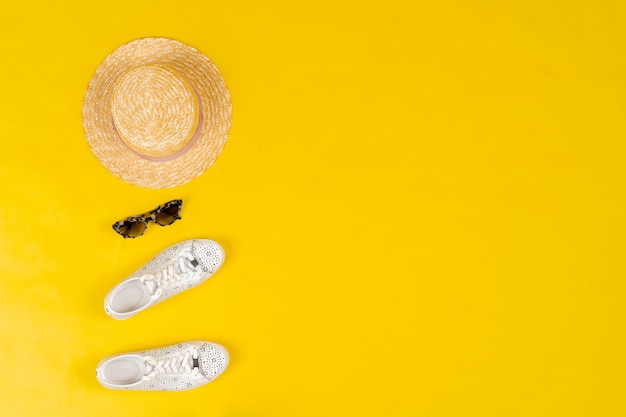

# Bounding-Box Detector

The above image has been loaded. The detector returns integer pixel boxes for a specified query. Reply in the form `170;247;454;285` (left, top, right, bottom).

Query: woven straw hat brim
82;38;232;189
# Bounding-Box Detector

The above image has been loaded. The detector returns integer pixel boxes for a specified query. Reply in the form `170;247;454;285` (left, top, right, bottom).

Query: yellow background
0;0;624;415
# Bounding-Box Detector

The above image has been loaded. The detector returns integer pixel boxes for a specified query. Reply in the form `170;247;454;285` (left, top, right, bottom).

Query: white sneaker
96;341;229;391
105;239;224;320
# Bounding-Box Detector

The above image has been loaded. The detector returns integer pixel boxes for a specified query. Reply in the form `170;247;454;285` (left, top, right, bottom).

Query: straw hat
82;38;232;188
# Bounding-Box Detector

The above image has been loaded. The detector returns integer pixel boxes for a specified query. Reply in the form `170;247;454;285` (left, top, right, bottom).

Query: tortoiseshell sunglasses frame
112;199;183;238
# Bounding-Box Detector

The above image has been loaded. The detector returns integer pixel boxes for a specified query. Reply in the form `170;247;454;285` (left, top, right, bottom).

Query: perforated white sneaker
104;239;224;320
96;341;229;391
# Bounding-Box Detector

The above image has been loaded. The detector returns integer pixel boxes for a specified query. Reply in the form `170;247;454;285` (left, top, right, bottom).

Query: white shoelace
143;348;200;381
140;249;200;299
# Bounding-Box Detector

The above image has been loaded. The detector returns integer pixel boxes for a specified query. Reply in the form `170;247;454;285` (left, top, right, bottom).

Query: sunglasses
112;199;183;238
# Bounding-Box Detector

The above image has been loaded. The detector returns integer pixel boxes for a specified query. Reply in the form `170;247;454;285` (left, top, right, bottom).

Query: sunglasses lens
118;221;147;238
155;202;181;226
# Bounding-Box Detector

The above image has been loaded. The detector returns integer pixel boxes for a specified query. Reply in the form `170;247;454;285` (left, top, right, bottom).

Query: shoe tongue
144;358;156;375
142;278;158;294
